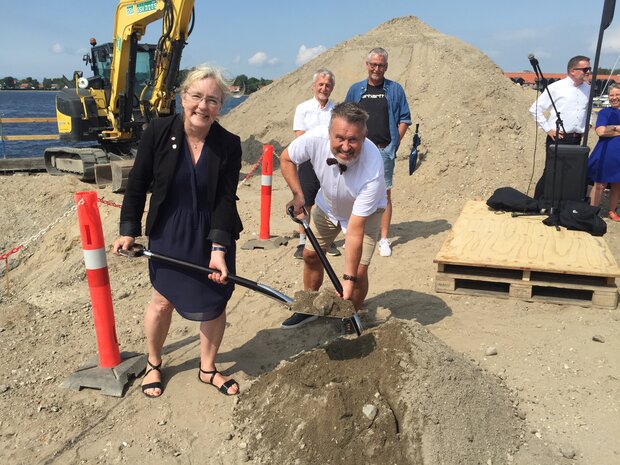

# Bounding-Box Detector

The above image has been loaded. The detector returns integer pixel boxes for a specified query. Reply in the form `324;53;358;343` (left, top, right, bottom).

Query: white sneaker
379;238;392;257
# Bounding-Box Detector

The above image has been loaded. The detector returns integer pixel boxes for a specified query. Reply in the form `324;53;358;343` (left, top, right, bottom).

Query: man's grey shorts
304;206;384;266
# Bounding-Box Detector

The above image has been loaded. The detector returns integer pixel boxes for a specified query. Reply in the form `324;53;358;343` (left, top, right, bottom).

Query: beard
331;148;357;166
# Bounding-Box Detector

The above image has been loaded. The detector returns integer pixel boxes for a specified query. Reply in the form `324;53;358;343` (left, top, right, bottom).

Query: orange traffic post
241;145;288;250
60;191;144;397
259;144;274;240
75;190;121;368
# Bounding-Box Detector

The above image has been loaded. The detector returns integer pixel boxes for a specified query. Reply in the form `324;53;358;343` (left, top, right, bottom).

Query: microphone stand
512;57;565;229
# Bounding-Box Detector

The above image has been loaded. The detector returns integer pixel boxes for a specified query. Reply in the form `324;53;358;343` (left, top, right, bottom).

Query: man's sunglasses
573;67;592;73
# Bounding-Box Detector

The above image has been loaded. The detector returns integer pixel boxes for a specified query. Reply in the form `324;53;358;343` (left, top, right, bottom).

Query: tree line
1;73;273;93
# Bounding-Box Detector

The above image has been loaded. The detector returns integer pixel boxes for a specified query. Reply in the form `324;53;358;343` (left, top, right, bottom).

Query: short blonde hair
180;64;229;102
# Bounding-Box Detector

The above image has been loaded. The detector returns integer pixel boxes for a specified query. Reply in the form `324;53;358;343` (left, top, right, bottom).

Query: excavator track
44;146;111;182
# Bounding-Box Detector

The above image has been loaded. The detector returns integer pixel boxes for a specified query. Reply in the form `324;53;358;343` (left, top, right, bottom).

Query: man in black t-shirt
345;48;411;257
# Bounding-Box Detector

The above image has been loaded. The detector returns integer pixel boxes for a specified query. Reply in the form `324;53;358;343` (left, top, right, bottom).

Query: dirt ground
1;16;619;465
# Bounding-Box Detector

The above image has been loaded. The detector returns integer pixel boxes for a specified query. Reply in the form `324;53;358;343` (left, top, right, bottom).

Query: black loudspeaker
541;144;590;209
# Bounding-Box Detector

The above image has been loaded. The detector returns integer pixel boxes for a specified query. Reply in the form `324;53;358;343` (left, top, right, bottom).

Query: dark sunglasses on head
573;67;591;73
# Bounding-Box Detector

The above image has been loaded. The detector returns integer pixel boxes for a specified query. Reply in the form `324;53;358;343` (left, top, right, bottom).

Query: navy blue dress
148;141;236;321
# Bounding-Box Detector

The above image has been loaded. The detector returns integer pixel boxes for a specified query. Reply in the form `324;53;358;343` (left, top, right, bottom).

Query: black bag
486;187;540;213
542;200;607;236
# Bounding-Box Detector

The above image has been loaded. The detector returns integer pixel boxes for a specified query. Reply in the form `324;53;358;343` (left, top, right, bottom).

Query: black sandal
198;367;239;396
142;359;163;398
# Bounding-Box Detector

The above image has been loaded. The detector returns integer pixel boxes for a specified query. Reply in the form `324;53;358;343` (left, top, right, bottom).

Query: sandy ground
1;16;619;465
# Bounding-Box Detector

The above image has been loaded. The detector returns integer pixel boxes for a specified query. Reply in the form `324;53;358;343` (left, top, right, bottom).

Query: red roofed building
505;71;619;95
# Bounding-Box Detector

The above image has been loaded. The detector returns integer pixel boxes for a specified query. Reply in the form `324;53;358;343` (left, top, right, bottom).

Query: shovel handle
287;205;309;226
116;244;146;257
287;206;343;295
116;244;293;305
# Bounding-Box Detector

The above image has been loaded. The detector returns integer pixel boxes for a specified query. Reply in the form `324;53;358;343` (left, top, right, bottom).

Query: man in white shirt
292;69;340;259
529;55;591;198
280;102;386;329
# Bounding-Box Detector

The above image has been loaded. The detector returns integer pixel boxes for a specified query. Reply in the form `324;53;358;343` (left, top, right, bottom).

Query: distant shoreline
0;89;62;92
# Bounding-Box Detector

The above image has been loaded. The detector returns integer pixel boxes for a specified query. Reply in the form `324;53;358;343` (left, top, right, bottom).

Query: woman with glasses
588;83;620;221
113;65;244;398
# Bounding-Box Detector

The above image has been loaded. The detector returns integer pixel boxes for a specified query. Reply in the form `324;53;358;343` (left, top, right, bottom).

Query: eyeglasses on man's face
573;67;592;74
186;92;221;106
367;62;387;70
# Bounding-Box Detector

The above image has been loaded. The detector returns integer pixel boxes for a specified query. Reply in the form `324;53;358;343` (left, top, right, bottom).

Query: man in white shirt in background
280;102;386;330
529;55;591;198
292;68;341;259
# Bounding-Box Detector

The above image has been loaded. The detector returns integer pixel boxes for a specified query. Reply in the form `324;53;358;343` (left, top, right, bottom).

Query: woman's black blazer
119;114;243;247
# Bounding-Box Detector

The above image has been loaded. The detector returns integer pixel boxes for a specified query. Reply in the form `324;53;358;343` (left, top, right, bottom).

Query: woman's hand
112;236;135;255
208;246;229;284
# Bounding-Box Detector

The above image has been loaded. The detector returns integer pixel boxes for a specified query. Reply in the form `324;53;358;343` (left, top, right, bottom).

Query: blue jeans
379;147;396;189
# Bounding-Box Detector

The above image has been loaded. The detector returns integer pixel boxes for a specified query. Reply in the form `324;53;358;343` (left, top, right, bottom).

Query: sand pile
222;16;543;214
221;320;525;465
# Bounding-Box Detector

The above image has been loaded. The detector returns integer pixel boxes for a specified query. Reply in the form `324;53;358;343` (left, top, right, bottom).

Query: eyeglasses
573;67;592;73
367;62;387;70
186;92;221;106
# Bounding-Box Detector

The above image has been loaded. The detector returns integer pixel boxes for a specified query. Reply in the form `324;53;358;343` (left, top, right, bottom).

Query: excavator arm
102;0;195;142
45;0;196;186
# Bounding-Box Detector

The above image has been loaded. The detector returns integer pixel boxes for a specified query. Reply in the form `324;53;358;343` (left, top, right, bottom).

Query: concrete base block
60;352;146;397
241;236;289;250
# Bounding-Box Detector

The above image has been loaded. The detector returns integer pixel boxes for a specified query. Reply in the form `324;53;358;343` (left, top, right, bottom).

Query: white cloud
248;52;267;66
50;43;64;54
248;51;279;67
296;44;326;66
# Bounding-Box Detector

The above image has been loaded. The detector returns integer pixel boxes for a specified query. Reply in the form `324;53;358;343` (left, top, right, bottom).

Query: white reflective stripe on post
261;174;272;186
83;247;108;270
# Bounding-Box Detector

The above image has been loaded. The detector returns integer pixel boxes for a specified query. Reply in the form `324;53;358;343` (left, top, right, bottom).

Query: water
0;90;247;158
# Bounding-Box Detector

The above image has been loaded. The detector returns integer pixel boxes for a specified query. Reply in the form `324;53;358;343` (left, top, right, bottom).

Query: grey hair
313;68;335;86
180;64;230;101
329;102;368;128
367;47;388;62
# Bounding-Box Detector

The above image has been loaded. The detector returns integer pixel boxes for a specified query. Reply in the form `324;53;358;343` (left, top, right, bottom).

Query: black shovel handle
287;206;343;295
117;244;293;305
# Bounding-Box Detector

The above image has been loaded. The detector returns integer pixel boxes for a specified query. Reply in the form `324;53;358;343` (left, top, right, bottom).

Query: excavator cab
87;41;157;99
55;39;157;144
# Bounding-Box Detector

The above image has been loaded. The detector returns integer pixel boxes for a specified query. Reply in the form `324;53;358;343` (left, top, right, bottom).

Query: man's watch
342;274;358;283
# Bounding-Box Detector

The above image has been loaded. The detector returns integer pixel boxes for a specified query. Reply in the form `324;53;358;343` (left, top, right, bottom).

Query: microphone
528;53;538;69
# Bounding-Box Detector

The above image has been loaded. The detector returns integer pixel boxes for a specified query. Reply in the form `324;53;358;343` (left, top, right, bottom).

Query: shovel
117;243;362;336
287;206;363;336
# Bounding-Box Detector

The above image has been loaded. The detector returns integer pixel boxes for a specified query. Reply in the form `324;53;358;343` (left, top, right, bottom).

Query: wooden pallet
434;201;620;309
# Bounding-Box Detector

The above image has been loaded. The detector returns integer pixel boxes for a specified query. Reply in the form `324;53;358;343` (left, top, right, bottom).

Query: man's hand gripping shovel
287;206;363;336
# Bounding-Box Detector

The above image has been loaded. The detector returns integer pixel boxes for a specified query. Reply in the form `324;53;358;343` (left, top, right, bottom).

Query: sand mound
223;320;524;465
222;16;543;214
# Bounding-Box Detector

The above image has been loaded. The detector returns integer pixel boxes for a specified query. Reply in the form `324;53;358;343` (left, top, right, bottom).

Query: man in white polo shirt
280;102;386;329
292;68;340;259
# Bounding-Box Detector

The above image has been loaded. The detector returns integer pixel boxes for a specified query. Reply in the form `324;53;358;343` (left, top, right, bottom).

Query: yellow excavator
45;0;195;189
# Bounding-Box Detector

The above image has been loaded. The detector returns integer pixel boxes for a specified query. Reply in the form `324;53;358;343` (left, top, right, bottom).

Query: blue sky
2;0;620;81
